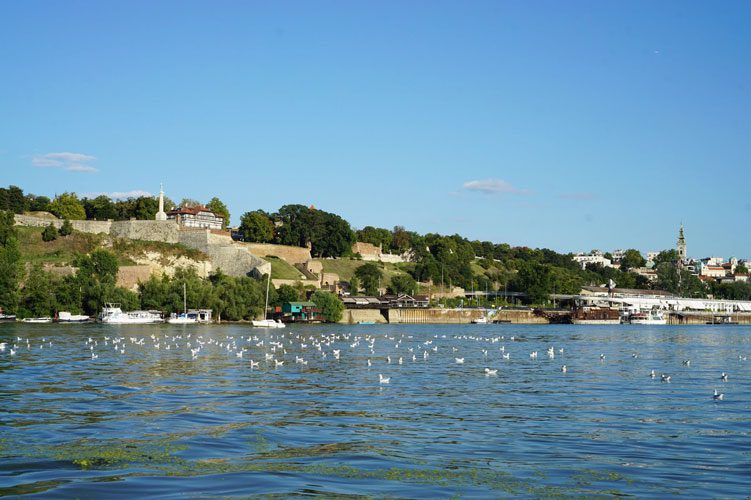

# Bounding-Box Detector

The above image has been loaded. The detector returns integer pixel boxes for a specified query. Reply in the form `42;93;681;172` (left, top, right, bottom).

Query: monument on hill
155;184;167;221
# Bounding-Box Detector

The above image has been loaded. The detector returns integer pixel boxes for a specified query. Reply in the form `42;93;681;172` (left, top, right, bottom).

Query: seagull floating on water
720;372;728;381
455;357;465;364
379;374;390;384
713;389;724;400
484;368;497;376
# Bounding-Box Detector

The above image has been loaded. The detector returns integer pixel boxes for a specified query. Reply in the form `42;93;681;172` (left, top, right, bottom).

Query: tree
654;249;678;266
59;219;73;237
311;290;344;323
206;197;230;229
391;226;411;253
513;262;552;304
388;274;417;295
0;185;26;213
355;263;383;296
20;265;56;317
27;194;51;212
0;210;16;246
49;192;86;220
273;284;300;306
0;234;22;312
239;211;274;243
42;223;58;242
356;226;392;250
620;249;646;271
74;249;120;315
348;275;360;295
83;195;117;220
735;264;748;275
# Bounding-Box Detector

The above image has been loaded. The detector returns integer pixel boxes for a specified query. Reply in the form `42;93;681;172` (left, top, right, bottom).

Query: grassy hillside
15;226;208;267
265;255;306;280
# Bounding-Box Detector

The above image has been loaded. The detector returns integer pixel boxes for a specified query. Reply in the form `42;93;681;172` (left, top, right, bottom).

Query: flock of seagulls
0;329;746;403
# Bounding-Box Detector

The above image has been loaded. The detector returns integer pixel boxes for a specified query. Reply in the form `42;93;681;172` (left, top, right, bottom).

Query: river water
1;323;749;497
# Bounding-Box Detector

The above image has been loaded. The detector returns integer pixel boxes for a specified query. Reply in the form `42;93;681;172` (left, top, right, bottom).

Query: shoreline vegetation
3;184;751;323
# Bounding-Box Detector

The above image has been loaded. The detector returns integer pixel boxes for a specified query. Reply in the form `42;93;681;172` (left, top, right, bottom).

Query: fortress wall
14;214;112;234
388;308;486;324
111;220;180;243
245;243;312;264
339;309;388;324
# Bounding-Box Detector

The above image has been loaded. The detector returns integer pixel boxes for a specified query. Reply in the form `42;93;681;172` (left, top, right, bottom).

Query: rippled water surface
1;323;750;497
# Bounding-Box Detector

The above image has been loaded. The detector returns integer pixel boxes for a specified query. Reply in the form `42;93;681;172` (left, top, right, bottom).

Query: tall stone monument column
155;184;167;221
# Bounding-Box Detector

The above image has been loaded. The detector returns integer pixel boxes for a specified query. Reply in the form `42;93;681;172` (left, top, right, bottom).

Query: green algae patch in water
49;437;188;470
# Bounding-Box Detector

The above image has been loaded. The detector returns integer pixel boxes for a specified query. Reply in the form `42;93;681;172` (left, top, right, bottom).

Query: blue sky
1;1;749;258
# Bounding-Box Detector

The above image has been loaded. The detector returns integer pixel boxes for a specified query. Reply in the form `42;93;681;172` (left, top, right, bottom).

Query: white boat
20;317;53;323
57;311;91;323
471;317;488;324
252;267;286;328
167;284;198;324
629;310;667;325
0;308;17;321
99;303;163;324
251;318;286;328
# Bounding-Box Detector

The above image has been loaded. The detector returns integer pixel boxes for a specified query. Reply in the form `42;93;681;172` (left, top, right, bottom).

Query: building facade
167;206;224;230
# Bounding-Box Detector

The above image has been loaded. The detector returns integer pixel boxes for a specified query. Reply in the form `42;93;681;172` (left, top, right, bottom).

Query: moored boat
571;307;621;325
57;311;91;323
251;318;286;328
20;317;53;323
0;307;16;322
99;303;163;324
629;310;667;325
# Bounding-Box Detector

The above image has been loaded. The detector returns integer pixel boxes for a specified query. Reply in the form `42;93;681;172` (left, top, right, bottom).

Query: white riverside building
554;289;751;314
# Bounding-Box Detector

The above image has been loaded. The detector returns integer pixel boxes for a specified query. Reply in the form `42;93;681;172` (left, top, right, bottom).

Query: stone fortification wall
117;265;153;291
388;308;486;324
246;243;312;265
179;229;269;278
339;309;388;324
15;214;113;234
111;220;179;243
15;214;268;280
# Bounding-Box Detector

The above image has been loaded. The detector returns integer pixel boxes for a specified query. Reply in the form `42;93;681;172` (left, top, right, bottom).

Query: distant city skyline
1;1;749;257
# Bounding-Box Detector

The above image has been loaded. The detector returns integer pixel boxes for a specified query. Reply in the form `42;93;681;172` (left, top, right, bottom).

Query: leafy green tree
20;265;56;317
513;262;552;304
273;284;300;306
206;197;230;229
59;219;73;236
735;264;748;274
0;236;22;312
83;195;117;220
239;211;274;243
74;249;120;315
26;194;51;212
391;226;412;253
348;275;360;295
0;210;16;246
356;226;392;250
42;223;58;242
355;263;383;296
620;249;646;271
654;249;678;265
0;186;26;213
274;205;354;257
49;192;86;220
311;290;344;323
388;274;417;295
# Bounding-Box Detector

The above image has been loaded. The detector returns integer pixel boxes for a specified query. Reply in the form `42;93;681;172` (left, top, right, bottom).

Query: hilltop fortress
14;213;272;279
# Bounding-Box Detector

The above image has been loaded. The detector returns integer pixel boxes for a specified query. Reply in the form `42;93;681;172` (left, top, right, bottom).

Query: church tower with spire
155;183;167;221
676;224;687;262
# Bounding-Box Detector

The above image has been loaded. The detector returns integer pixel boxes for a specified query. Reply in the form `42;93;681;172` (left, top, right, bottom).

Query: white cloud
83;190;153;200
462;179;527;195
31;152;98;173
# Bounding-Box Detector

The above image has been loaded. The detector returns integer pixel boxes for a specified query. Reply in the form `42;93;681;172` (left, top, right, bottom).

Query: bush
42;223;57;242
59;219;73;237
311;291;344;323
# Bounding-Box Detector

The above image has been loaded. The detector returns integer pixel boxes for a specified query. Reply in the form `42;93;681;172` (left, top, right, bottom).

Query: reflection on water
1;323;750;497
